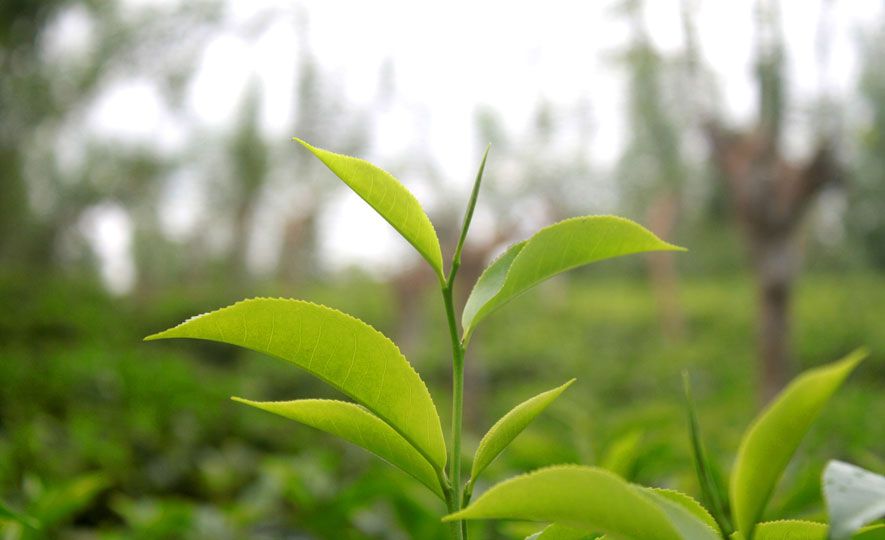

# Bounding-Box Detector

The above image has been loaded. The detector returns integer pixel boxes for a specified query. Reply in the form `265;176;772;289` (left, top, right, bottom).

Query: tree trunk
750;233;796;403
646;192;685;342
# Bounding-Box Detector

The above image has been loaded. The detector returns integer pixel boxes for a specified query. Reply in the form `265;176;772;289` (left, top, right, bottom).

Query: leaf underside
462;215;684;340
146;298;447;469
527;523;599;539
232;398;443;498
729;349;867;540
294;138;444;281
471;379;575;482
445;465;711;540
824;460;885;540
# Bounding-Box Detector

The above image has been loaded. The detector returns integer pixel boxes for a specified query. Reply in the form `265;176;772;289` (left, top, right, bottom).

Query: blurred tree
276;13;370;288
226;82;269;281
614;0;690;341
849;20;885;269
703;0;838;401
0;0;219;277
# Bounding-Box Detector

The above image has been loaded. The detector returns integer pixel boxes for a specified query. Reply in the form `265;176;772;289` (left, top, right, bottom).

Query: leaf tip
143;330;167;342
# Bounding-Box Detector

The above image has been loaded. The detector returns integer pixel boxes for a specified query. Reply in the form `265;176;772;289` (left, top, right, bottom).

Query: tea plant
447;350;884;540
147;140;682;536
147;141;882;539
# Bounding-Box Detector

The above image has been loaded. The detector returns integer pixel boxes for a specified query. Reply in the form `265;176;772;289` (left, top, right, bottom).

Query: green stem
442;284;465;540
441;145;489;540
461;479;475;539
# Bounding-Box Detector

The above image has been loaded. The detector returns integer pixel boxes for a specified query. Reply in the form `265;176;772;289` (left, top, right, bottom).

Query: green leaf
599;429;643;479
527;523;599;539
444;465;687;540
730;521;885;539
684;371;733;536
31;473;108;528
146;298;446;469
730;349;867;540
0;501;38;529
645;488;719;531
294;138;444;281
640;489;720;540
823;460;885;540
232;398;443;498
855;525;885;539
470;379;575;482
461;216;684;341
730;520;828;540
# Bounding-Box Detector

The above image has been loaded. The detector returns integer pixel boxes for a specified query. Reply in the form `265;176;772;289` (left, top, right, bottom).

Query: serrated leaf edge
145;297;446;470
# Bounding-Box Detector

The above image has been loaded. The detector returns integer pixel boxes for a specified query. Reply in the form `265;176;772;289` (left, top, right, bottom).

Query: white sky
49;0;883;291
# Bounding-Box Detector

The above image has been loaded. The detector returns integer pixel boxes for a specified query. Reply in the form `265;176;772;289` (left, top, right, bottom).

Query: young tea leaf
444;465;688;540
232;398;443;498
730;349;867;540
645;488;719;532
599;429;643;480
461;216;684;341
146;298;447;469
640;489;720;540
294;138;444;281
470;379;575;482
731;520;828;540
823;460;885;540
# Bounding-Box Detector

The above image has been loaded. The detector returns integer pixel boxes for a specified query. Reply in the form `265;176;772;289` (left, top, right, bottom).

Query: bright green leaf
730;521;885;539
645;488;719;532
294;138;444;281
444;465;685;540
461;216;684;341
232;398;443;498
824;460;885;540
640;489;720;540
855;525;885;539
600;430;643;479
527;523;599;539
730;349;867;540
730;520;828;540
146;298;447;469
470;379;575;482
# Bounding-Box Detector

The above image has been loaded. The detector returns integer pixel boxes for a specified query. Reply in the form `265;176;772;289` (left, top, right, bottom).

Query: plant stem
442;145;489;540
442;284;465;540
461;479;475;539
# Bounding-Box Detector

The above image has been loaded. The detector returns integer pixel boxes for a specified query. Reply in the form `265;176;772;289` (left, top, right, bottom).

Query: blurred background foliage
1;0;883;538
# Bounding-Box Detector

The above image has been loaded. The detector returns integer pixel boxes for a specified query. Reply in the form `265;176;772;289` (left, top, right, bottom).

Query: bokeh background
1;0;884;538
